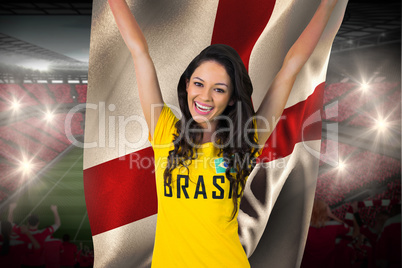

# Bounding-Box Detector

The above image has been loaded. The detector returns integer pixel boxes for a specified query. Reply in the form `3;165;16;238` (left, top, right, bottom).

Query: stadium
0;0;400;267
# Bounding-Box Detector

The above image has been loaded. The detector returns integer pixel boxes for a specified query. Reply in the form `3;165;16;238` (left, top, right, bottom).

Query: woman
108;0;338;266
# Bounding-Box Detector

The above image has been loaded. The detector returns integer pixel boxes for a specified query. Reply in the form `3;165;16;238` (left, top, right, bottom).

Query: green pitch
3;146;93;248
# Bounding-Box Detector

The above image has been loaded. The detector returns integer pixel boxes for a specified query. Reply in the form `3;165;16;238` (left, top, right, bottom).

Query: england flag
84;0;348;267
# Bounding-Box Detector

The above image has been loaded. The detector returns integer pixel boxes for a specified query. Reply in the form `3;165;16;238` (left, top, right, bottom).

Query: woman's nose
199;88;212;101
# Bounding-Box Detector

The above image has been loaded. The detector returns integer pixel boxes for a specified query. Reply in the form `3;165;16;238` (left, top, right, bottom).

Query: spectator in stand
376;204;401;268
351;201;388;268
0;221;40;268
353;233;374;268
8;203;61;268
351;201;389;248
60;234;77;268
89;248;94;267
44;235;63;268
301;199;351;268
77;243;94;268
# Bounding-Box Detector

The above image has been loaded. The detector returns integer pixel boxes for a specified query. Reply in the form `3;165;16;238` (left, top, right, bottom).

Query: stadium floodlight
375;117;388;131
45;110;55;122
360;83;369;92
82;80;88;84
11;100;21;111
37;80;48;83
52;80;63;84
20;159;33;175
337;160;346;171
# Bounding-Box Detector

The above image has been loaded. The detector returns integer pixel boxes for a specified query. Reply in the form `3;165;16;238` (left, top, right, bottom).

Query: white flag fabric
84;0;348;267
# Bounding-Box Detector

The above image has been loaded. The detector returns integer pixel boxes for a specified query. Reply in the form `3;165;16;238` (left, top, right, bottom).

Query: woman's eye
215;88;225;93
194;82;203;87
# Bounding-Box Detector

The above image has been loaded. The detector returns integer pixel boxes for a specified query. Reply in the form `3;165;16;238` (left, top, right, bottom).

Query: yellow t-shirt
150;105;255;268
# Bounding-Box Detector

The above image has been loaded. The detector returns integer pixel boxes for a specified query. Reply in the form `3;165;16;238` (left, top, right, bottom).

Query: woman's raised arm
255;0;338;146
108;0;163;137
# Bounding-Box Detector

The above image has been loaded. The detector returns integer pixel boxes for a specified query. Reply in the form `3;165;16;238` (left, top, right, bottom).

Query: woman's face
186;60;234;130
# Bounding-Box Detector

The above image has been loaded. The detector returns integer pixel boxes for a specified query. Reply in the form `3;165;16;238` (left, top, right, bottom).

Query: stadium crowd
0;203;94;268
301;199;401;268
1;198;399;267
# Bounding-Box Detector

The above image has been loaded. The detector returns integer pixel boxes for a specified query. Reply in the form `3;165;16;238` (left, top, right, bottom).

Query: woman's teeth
195;102;213;112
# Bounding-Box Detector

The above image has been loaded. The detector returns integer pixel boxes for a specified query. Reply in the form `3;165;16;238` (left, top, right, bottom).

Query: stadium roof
0;0;400;67
0;1;92;15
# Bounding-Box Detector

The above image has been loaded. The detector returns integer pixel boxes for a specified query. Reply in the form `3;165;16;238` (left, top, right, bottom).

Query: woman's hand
108;0;148;56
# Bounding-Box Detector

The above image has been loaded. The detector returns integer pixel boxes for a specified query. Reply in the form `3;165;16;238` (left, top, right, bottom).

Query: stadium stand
357;185;401;226
319;139;358;166
323;82;400;123
52;113;84;136
27;117;73;146
316;149;400;207
332;183;400;227
0;99;8;112
48;84;74;103
348;87;401;127
75;84;88;103
323;82;356;104
0;84;39;108
0;125;59;162
0;140;22;162
23;84;56;105
368;81;399;96
11;121;68;152
323;89;372;122
0;190;7;202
